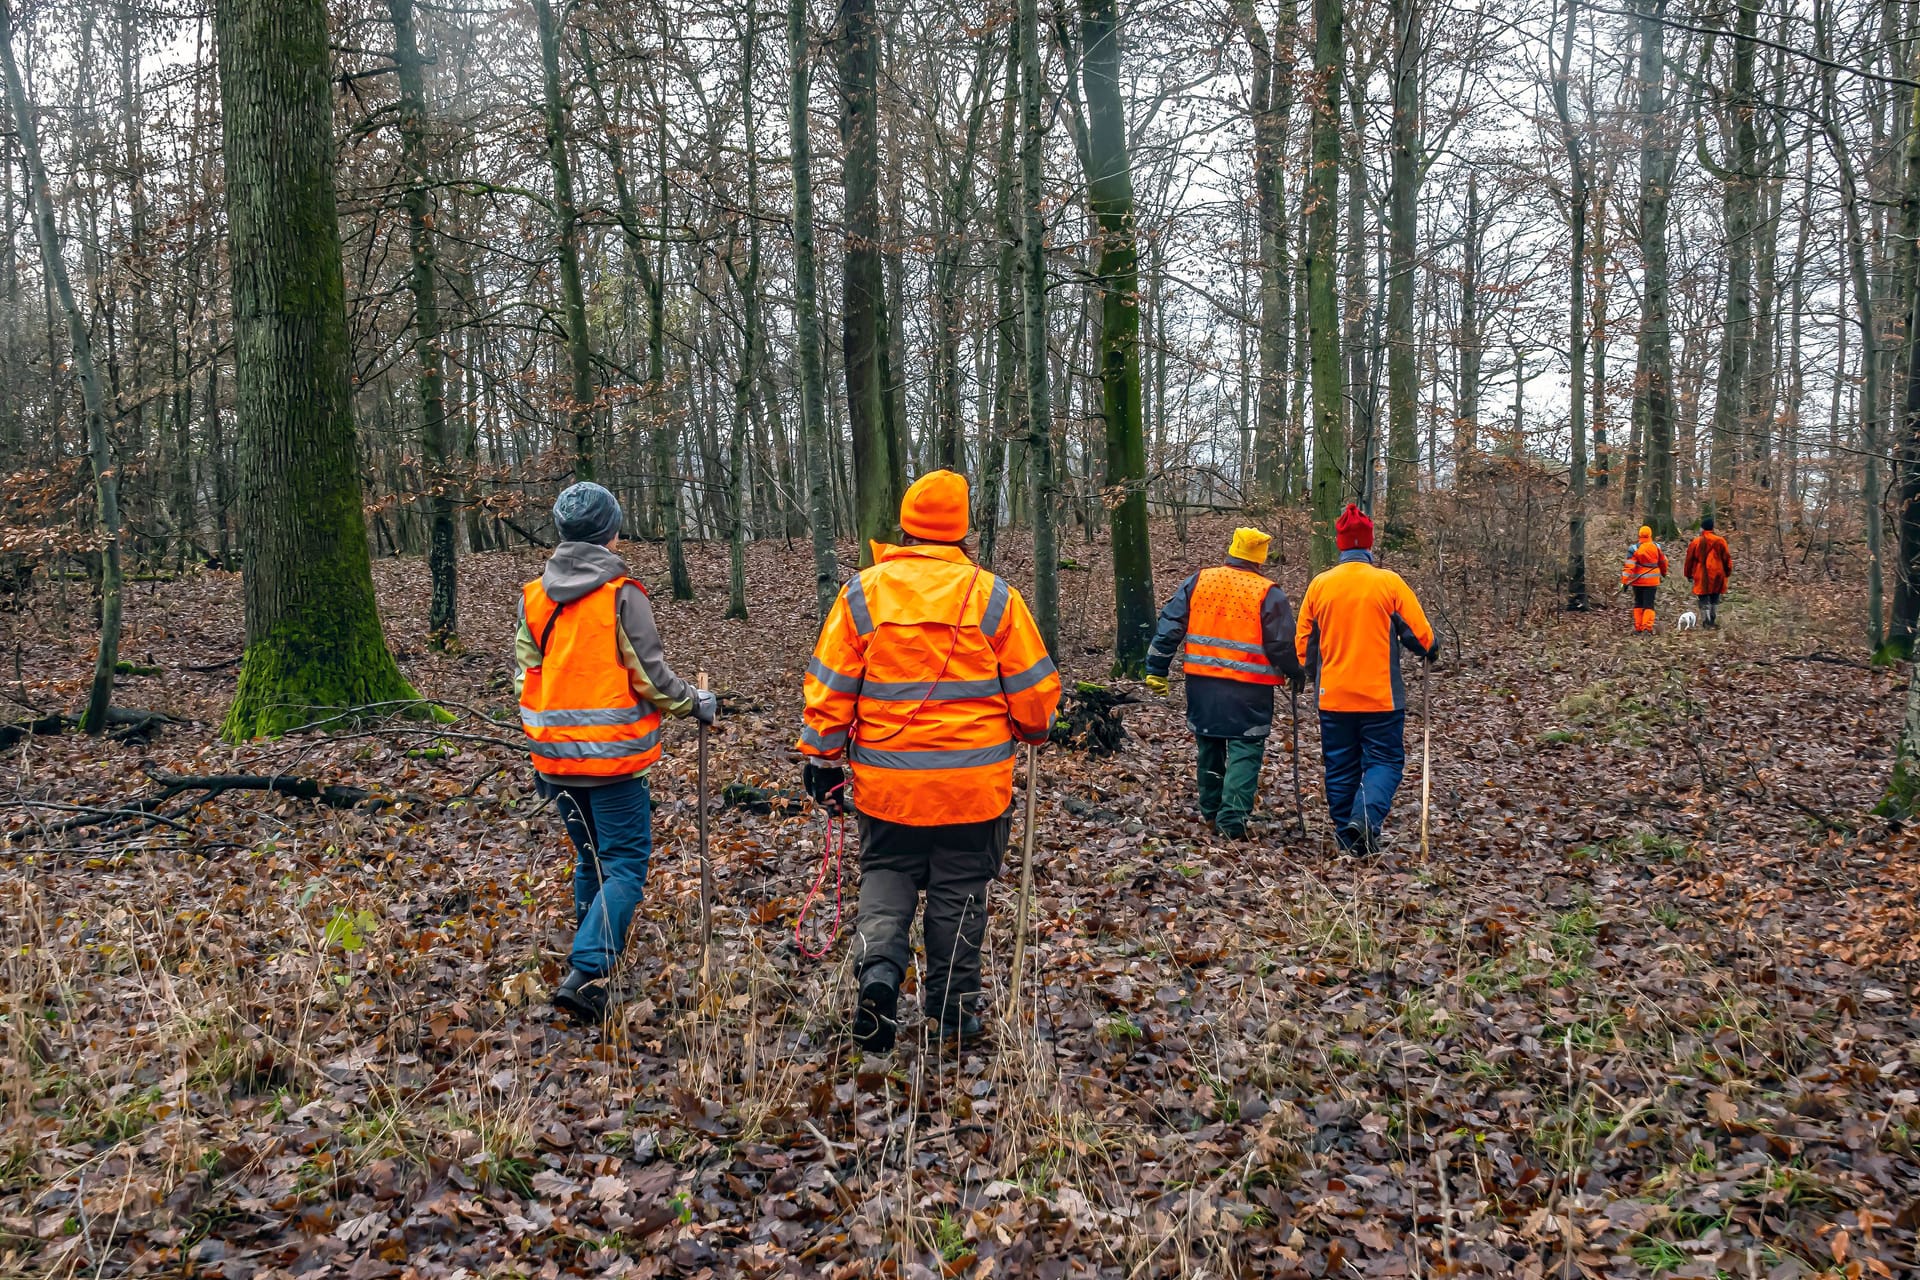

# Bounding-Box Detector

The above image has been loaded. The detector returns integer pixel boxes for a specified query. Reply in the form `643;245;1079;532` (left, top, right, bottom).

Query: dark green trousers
1196;735;1265;831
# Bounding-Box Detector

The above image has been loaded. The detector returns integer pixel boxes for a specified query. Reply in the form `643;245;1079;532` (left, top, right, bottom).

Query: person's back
1620;525;1669;632
798;469;1060;1052
1295;505;1435;852
515;482;714;1024
1684;519;1732;628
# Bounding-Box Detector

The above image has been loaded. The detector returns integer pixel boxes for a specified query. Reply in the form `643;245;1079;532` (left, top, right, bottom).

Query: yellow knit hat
1228;527;1272;564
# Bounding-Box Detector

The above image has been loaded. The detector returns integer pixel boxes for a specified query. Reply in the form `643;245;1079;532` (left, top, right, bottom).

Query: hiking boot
938;1009;987;1049
1216;821;1247;841
852;970;899;1054
552;969;610;1025
1338;821;1367;853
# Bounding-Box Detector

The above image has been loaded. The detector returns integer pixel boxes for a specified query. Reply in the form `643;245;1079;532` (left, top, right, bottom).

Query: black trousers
853;810;1012;1023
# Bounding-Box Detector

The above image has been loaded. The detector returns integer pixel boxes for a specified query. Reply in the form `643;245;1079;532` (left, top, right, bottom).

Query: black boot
938;1008;987;1048
852;965;899;1053
552;968;609;1025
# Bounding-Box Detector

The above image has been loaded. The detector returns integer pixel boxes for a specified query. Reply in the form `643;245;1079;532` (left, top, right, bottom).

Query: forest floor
2;516;1918;1280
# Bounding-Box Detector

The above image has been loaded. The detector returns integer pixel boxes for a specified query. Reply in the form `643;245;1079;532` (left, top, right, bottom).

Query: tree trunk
533;0;597;481
1233;0;1295;507
1384;0;1420;534
836;0;905;562
790;0;841;619
724;1;761;622
1634;0;1677;537
1705;0;1757;526
1077;0;1154;674
0;0;121;733
1017;0;1056;651
1817;0;1884;650
389;0;455;646
212;0;418;739
1306;0;1344;570
1455;172;1479;470
1552;0;1589;609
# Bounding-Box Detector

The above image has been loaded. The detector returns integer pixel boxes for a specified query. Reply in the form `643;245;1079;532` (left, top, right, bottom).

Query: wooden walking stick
1008;743;1040;1025
696;672;714;979
1419;660;1433;862
1289;685;1308;840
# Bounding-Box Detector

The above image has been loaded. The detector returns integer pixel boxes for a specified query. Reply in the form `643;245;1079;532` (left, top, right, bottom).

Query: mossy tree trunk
1077;0;1154;674
1306;0;1345;571
214;0;419;740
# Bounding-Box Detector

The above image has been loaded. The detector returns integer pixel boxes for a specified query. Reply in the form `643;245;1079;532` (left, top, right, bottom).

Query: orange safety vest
519;577;663;778
1620;541;1666;589
799;543;1062;826
1182;565;1281;686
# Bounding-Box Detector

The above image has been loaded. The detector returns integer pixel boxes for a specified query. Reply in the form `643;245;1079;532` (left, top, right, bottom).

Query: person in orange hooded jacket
1620;525;1669;632
1295;505;1437;854
1683;515;1732;628
799;470;1061;1052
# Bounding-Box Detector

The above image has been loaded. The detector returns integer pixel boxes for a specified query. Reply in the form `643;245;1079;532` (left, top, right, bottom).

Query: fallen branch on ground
0;706;182;748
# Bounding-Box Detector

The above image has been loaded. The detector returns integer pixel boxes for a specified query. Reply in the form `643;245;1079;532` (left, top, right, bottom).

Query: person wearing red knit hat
1294;504;1437;854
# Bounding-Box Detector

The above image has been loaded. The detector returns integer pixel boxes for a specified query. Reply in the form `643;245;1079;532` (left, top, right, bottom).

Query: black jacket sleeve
1261;584;1305;681
1145;574;1199;678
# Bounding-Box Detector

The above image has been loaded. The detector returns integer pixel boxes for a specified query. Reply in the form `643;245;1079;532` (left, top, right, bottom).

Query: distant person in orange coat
1620;525;1669;633
1683;515;1733;629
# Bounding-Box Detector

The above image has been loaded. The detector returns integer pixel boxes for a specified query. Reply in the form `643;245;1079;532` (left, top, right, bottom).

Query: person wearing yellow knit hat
799;469;1060;1051
1143;526;1304;839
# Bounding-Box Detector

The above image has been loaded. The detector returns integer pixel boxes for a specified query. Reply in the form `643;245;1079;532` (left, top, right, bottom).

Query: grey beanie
553;482;622;545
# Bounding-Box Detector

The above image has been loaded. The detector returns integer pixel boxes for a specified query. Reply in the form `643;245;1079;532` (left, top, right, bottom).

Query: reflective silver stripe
530;733;661;759
806;657;863;695
801;724;849;752
844;574;875;635
860;676;1005;701
980;577;1010;636
1184;654;1278;677
999;656;1057;694
520;705;651;728
1186;633;1269;658
849;741;1016;770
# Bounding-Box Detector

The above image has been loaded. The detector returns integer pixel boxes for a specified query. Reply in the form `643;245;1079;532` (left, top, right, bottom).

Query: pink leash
794;782;848;958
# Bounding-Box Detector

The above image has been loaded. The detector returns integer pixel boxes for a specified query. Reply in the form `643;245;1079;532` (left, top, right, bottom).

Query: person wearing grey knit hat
553;481;623;546
516;478;715;1025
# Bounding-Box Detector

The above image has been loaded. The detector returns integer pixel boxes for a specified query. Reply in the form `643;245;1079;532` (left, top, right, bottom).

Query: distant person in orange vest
1620;524;1670;633
799;470;1062;1053
1142;526;1305;840
1683;515;1732;629
516;482;717;1024
1295;504;1437;854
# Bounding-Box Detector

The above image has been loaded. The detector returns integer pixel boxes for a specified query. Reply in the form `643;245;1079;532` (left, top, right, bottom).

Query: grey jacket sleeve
615;583;696;716
1261;584;1305;680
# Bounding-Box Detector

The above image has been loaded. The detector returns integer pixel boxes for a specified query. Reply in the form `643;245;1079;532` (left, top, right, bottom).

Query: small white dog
1676;610;1698;631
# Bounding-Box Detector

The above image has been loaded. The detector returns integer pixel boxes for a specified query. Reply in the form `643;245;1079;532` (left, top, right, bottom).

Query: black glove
1423;637;1441;666
803;761;849;814
1288;669;1307;695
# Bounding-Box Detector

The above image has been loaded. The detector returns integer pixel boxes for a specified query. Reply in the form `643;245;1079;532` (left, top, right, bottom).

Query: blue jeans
543;776;653;976
1319;710;1405;845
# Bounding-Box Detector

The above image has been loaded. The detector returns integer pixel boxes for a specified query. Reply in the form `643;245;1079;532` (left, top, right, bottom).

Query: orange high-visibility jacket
1621;539;1668;588
799;543;1062;826
519;578;663;777
1684;530;1731;595
1295;554;1436;713
1183;566;1285;686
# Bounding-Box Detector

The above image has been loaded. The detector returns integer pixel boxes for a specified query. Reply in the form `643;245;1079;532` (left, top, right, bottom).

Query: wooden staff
1008;744;1040;1024
696;672;714;978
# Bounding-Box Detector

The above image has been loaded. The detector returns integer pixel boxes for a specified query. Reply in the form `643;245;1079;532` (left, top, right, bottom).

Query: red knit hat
1335;503;1374;551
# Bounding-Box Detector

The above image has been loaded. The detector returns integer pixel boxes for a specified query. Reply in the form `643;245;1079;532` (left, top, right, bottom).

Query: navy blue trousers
1319;710;1406;846
542;775;653;977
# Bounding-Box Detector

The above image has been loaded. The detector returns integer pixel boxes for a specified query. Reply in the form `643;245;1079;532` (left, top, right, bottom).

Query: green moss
222;611;424;741
1877;755;1920;820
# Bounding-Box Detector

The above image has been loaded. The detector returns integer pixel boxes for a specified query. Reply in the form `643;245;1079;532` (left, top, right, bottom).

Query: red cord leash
794;782;848;958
